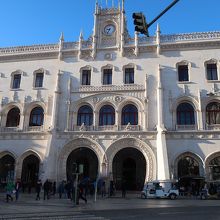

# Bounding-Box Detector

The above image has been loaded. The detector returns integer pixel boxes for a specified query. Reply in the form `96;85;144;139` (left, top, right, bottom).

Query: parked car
141;180;179;200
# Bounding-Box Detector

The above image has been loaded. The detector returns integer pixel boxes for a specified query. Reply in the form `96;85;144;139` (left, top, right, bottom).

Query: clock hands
106;27;111;34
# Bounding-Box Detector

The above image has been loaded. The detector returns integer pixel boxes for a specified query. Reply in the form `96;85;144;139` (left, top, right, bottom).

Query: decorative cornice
0;44;59;55
160;31;220;43
0;31;220;61
0;132;51;140
166;130;220;140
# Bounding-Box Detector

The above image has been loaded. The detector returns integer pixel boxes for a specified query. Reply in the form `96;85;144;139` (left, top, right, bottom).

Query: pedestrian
121;180;126;198
101;181;106;198
15;179;21;201
58;180;65;199
65;181;72;200
110;180;115;197
77;183;87;204
52;181;56;195
43;179;50;200
36;179;42;200
6;180;14;202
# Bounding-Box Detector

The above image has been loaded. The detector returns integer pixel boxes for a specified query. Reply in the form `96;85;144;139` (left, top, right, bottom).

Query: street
1;193;220;219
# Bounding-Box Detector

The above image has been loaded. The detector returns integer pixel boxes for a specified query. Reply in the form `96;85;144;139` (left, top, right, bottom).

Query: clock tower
92;0;128;57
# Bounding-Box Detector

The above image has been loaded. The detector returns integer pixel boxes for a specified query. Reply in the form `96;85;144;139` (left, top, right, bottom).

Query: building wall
0;4;220;186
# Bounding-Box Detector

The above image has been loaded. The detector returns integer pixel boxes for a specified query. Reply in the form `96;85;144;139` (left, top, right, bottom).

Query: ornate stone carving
114;96;122;103
104;53;113;60
73;84;145;93
93;97;100;104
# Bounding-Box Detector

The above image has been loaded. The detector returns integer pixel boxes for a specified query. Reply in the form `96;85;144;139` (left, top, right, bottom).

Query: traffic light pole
133;0;180;36
147;0;180;28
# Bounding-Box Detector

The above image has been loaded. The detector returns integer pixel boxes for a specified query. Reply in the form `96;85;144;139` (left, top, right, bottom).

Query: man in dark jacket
43;179;50;200
36;179;42;200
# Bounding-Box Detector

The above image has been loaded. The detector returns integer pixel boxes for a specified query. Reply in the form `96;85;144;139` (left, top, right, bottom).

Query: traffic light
132;12;149;36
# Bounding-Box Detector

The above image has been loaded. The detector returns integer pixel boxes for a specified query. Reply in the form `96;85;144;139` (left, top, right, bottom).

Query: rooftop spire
156;23;161;33
79;30;84;40
59;32;64;42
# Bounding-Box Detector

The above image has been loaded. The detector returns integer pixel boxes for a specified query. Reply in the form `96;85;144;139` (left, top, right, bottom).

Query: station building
1;1;220;191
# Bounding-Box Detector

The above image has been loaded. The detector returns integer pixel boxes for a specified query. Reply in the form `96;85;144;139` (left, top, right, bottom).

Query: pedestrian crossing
0;211;110;220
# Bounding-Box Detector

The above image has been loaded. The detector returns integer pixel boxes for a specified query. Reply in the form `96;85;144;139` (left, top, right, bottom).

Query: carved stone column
19;113;25;130
94;111;98;129
115;110;119;129
156;65;170;180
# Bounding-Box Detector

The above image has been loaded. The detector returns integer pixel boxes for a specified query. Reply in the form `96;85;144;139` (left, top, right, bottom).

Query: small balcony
73;125;95;131
27;126;44;132
176;124;197;130
119;125;142;131
0;127;22;132
0;126;44;133
206;124;220;130
96;125;118;131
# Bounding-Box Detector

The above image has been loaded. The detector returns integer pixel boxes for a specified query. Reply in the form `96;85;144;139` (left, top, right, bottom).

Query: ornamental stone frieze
72;84;145;94
166;131;220;140
58;132;157;142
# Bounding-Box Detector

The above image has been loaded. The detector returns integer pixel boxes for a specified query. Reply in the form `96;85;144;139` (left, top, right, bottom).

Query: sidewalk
1;191;220;215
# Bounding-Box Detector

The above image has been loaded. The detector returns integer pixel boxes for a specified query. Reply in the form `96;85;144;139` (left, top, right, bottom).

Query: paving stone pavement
1;192;220;219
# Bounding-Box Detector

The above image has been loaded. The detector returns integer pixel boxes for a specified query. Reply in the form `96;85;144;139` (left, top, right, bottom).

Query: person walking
101;181;106;198
6;180;14;202
43;179;50;200
58;181;65;199
15;179;21;201
52;181;56;195
65;181;72;200
36;179;42;200
121;180;127;198
77;183;87;204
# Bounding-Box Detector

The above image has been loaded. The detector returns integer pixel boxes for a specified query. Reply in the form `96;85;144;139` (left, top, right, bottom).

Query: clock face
104;24;115;36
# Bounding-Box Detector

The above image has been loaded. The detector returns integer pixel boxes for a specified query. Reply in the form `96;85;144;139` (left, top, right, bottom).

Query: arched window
121;104;138;125
209;156;220;180
178;156;200;178
77;105;93;126
206;102;220;124
29;107;44;126
99;105;115;126
6;107;20;127
177;103;195;125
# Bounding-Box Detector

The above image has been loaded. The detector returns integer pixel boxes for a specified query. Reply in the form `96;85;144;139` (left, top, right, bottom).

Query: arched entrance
0;154;15;191
66;147;98;181
113;147;146;191
21;155;40;190
175;153;204;195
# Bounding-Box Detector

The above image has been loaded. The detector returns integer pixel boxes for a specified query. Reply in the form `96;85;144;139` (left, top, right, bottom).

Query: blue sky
1;0;220;47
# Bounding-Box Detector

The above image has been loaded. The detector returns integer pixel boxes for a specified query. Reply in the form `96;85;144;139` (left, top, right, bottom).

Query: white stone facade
1;2;220;190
